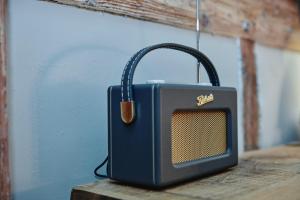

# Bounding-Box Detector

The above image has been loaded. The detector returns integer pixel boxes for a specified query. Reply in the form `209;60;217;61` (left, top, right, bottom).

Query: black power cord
94;156;108;178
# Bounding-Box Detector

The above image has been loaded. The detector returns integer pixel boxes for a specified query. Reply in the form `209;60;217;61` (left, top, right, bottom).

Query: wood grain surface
43;0;300;51
240;39;259;151
71;144;300;200
0;0;10;200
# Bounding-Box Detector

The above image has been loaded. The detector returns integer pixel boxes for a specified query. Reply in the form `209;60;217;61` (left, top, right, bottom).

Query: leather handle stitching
121;43;220;101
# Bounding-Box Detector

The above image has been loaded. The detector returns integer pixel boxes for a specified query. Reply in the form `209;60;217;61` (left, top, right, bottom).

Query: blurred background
0;0;300;199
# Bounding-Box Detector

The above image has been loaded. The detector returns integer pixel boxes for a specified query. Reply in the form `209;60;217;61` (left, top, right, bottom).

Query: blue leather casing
107;83;238;187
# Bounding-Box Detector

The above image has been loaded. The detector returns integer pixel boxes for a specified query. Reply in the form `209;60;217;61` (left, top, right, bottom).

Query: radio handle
120;43;220;124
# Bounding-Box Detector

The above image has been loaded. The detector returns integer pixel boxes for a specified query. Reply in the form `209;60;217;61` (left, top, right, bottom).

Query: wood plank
0;0;10;199
43;0;300;52
240;39;259;150
71;145;300;200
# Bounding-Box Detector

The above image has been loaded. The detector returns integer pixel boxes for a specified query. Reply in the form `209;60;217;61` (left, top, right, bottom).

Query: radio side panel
107;85;156;186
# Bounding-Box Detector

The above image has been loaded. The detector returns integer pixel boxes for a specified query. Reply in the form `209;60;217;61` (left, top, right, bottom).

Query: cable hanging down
94;156;108;178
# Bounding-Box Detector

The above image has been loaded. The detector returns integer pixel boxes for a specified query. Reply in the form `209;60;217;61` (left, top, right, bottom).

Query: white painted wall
256;45;300;148
9;0;300;199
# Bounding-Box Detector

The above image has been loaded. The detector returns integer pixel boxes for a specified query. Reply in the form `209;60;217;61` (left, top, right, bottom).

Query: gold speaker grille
171;110;227;165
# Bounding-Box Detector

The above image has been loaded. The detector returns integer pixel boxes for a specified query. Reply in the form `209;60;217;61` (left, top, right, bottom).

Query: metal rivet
242;20;251;32
84;0;96;6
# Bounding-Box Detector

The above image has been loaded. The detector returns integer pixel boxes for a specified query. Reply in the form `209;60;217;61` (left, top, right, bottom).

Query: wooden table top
71;144;300;200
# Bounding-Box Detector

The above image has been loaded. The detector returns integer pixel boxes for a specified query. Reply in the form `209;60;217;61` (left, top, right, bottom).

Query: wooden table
71;144;300;200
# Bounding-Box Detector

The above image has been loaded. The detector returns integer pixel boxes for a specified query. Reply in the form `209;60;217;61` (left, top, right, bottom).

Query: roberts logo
197;94;214;106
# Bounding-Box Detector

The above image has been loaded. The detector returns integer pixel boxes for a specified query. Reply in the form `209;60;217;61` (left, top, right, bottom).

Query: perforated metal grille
171;110;227;165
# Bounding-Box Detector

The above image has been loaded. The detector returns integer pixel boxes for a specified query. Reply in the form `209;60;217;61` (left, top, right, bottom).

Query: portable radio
107;43;238;187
